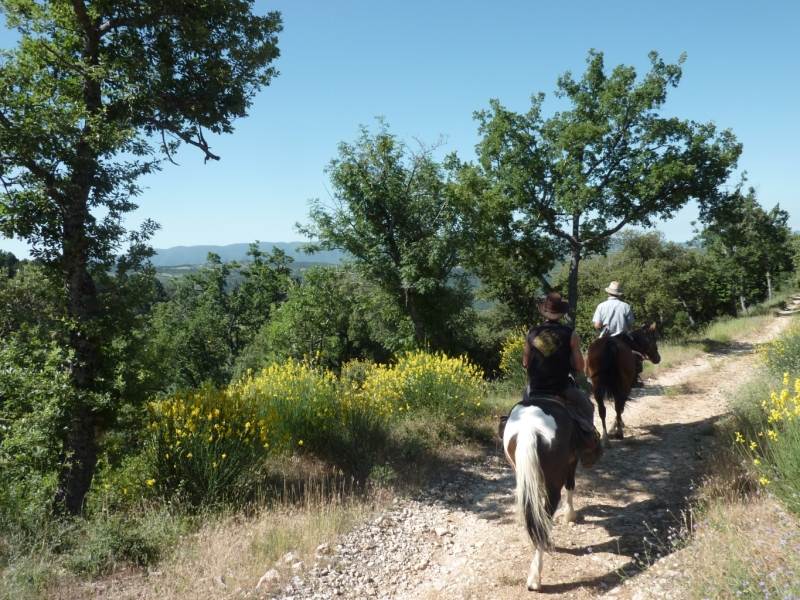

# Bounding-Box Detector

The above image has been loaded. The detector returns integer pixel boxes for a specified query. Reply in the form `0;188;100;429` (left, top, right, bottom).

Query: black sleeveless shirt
526;321;573;392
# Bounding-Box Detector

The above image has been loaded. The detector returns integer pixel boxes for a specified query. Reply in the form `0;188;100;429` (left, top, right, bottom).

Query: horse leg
612;415;625;439
527;485;560;592
526;547;544;591
611;397;626;439
562;462;578;524
596;395;610;448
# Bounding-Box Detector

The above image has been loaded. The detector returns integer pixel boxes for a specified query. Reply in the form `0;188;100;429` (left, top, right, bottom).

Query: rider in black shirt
523;292;594;422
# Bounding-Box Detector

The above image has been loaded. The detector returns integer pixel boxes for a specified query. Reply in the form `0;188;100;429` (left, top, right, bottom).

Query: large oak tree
0;0;282;514
457;50;742;323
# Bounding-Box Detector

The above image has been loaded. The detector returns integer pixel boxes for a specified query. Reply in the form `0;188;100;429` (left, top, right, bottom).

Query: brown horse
586;324;661;447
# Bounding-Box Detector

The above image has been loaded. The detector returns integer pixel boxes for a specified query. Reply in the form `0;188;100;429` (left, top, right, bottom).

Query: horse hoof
612;431;624;440
564;509;578;524
527;578;541;591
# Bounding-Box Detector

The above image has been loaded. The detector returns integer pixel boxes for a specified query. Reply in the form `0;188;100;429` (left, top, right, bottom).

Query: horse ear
649;322;657;332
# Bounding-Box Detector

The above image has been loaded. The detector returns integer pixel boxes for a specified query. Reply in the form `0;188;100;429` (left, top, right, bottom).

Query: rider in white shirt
592;282;644;388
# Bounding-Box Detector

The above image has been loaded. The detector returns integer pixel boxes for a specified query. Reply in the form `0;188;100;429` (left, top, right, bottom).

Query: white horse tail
514;414;552;551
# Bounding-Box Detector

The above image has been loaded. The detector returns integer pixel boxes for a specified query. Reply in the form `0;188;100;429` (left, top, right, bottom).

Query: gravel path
271;315;793;600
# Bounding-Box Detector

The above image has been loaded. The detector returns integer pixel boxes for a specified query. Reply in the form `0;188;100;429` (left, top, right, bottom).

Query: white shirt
592;297;635;336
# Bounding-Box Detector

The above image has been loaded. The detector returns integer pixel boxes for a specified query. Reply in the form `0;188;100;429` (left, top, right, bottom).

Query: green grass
682;306;800;598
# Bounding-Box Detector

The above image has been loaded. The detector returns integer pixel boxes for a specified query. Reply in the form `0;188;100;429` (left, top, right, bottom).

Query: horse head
633;323;661;364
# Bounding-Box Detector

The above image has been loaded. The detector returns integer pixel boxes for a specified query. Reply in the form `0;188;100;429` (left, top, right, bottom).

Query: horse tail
514;417;552;551
597;338;625;405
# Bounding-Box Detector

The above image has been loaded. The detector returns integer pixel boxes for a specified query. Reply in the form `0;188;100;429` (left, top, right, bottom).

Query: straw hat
538;292;569;320
605;281;624;296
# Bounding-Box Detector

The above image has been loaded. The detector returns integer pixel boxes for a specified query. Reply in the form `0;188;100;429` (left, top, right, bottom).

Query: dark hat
538;292;569;319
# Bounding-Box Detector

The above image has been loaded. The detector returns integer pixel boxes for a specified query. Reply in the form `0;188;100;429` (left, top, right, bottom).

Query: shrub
360;350;486;421
145;383;271;505
499;328;528;391
732;320;800;517
236;359;389;468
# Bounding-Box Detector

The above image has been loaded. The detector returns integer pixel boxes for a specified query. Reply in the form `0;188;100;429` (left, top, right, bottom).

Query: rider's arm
592;303;603;330
570;332;585;372
626;304;635;331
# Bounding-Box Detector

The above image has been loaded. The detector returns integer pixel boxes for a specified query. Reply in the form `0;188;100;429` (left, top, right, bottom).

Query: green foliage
0;336;77;523
0;0;283;513
150;245;293;390
240;265;369;374
298;120;473;352
552;230;738;342
697;186;794;313
455;50;741;322
65;507;187;577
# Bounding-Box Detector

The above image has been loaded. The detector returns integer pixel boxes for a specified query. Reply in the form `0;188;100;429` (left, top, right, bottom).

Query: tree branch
581;214;633;247
144;118;220;162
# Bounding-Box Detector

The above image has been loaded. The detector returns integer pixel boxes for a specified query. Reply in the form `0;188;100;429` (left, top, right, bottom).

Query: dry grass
702;314;773;345
643;341;705;378
643;314;777;380
685;500;800;599
51;477;393;600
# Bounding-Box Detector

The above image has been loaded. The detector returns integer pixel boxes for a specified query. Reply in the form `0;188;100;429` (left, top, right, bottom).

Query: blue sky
2;0;799;258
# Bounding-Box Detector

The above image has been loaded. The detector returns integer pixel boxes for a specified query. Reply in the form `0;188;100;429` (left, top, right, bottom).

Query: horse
501;396;579;591
585;323;661;447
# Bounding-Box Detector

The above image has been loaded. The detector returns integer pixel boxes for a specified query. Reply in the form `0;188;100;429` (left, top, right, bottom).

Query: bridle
633;327;658;360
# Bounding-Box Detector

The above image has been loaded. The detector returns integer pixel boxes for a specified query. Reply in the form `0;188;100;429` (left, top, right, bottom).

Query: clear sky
2;0;799;258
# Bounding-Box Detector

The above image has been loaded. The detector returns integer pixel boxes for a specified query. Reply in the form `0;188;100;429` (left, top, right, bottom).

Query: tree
446;160;561;327
698;186;793;313
151;245;293;390
0;0;282;514
460;50;742;323
298;120;472;351
0;249;18;278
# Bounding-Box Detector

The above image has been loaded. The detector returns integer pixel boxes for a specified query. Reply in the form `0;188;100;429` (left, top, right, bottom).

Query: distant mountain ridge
151;242;348;267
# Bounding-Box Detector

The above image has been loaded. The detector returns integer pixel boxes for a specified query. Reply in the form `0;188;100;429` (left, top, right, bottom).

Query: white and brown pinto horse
502;397;578;591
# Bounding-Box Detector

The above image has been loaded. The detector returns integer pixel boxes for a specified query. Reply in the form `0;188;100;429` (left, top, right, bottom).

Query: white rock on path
256;568;281;589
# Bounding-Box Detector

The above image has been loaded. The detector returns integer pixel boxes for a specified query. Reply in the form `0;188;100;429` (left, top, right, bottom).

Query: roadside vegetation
683;308;800;599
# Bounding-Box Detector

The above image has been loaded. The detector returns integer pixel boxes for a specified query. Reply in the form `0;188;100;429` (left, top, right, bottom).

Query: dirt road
278;315;792;600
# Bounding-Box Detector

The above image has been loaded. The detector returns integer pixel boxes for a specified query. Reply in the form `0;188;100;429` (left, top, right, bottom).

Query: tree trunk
767;271;773;300
403;286;426;345
54;206;100;515
677;296;698;333
739;273;748;316
566;242;581;329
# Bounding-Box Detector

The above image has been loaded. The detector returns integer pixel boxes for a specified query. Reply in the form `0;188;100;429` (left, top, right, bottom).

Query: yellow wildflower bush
735;320;800;515
499;327;528;389
234;358;389;467
360;350;486;420
146;383;267;505
145;352;488;503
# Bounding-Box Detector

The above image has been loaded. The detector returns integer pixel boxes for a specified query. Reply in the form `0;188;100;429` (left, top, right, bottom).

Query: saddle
498;391;603;470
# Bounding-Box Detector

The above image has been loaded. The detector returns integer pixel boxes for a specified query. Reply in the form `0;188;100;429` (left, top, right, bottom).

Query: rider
522;292;594;422
592;281;644;388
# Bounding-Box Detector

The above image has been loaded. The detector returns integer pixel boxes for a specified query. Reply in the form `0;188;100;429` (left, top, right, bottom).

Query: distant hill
151;242;348;267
